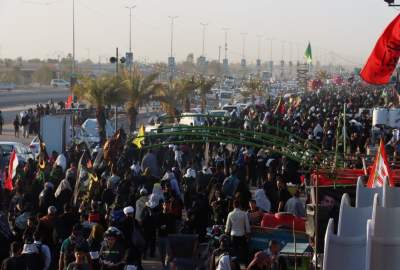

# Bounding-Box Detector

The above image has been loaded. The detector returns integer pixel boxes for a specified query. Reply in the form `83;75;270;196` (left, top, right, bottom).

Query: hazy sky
0;0;398;66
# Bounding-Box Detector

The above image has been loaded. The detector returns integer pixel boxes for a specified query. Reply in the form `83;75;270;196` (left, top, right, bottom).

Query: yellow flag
133;125;145;149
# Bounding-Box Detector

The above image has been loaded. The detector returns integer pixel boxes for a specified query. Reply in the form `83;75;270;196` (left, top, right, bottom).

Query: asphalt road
0;87;70;123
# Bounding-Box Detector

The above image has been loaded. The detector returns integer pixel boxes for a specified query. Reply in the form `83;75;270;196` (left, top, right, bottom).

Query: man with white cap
135;188;149;224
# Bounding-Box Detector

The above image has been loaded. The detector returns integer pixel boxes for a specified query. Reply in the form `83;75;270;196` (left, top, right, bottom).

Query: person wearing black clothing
1;241;25;270
157;201;176;270
263;173;278;213
277;178;291;213
119;206;143;270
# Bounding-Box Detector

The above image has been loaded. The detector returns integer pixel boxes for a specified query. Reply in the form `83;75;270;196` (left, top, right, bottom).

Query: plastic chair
356;177;382;208
383;179;400;207
371;193;400;237
338;193;372;237
323;219;366;270
366;219;400;270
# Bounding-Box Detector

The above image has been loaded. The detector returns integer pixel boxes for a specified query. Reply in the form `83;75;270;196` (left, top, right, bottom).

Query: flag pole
343;104;346;157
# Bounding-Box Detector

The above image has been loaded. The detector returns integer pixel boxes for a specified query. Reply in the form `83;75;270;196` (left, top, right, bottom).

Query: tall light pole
168;16;178;80
125;5;136;53
241;33;247;59
169;16;178;58
200;22;208;57
222;28;229;60
72;0;76;75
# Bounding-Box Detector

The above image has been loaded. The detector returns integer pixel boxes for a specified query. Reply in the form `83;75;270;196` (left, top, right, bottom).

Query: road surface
0;87;70;123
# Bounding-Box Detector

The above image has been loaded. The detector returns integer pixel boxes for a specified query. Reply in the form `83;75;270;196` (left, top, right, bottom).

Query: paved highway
0;87;70;123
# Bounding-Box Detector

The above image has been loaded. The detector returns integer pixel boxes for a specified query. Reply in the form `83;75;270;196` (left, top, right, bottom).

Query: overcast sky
0;0;398;66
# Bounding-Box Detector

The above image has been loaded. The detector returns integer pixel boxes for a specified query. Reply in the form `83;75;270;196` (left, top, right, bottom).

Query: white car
0;141;35;165
79;118;115;148
51;79;70;88
29;137;41;158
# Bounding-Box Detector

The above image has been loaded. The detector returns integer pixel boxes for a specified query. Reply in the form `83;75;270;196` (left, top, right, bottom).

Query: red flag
360;14;400;84
4;150;18;191
367;139;393;187
66;95;73;109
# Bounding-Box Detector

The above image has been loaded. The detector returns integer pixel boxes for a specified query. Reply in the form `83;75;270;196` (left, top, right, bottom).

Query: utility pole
169;16;178;58
72;0;76;76
126;5;136;76
218;46;221;63
241;33;247;59
126;5;136;53
222;28;229;75
222;28;229;60
200;22;208;57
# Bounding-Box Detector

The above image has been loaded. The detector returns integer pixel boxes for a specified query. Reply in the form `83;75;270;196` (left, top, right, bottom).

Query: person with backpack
33;231;51;270
20;238;44;270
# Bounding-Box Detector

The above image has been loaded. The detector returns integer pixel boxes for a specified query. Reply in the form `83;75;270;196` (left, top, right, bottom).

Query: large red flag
4;150;18;191
360;14;400;85
367;139;393;187
66;95;73;109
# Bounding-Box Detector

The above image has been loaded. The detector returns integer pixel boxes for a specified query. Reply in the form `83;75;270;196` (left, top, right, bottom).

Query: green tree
32;64;54;85
198;76;216;113
73;75;124;145
177;76;198;112
243;78;266;104
120;70;162;133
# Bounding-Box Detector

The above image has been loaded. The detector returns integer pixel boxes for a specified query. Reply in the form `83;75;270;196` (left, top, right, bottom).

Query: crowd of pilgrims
0;83;398;270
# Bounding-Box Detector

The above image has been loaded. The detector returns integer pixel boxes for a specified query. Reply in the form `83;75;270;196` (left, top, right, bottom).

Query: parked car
79;118;115;149
29;137;41;158
51;79;70;88
0;141;35;165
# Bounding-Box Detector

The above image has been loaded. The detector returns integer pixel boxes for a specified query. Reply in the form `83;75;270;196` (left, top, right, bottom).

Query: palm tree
120;70;161;133
73;75;123;145
154;80;181;117
198;76;216;113
177;76;198;112
243;78;265;104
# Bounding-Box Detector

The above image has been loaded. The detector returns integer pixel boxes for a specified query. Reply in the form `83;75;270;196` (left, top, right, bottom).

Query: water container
372;108;389;126
389;108;400;128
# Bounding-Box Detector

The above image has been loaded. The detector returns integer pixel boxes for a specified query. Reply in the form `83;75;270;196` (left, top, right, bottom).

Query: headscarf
54;178;72;198
146;183;164;208
255;188;271;212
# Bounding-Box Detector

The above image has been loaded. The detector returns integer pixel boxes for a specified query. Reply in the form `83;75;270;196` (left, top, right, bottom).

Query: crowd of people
0;82;399;270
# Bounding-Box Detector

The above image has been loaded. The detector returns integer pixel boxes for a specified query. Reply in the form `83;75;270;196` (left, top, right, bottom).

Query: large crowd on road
0;82;399;270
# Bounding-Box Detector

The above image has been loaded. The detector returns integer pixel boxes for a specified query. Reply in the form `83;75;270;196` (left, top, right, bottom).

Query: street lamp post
169;16;178;58
125;5;136;76
200;22;208;57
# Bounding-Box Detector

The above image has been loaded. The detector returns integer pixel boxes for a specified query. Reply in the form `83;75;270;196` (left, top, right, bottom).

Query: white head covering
130;162;141;176
55;153;67;172
184;168;196;178
255;188;271;212
123;206;134;215
146;183;164;208
202;166;212;175
55;179;72;198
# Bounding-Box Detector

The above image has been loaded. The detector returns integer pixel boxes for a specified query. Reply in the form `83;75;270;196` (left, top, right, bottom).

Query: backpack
24;244;45;270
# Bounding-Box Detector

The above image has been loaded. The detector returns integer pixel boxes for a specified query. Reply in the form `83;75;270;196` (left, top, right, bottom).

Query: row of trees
73;70;218;145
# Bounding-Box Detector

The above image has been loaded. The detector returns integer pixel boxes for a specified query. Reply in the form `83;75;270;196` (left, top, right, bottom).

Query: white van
179;112;205;126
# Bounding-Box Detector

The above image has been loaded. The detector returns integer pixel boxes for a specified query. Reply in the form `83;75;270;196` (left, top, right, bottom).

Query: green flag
305;42;312;64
